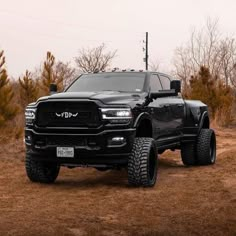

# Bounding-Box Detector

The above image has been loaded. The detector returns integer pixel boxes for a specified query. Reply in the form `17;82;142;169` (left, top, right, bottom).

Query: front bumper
25;128;136;166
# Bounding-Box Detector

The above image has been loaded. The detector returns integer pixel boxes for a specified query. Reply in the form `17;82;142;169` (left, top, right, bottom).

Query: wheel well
136;119;152;138
202;116;210;129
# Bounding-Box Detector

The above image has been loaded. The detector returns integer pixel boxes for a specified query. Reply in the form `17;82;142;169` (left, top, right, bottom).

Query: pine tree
19;70;39;109
189;66;233;120
40;52;64;95
0;50;18;126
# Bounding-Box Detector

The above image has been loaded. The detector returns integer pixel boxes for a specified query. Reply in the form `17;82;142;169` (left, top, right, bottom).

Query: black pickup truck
24;70;216;187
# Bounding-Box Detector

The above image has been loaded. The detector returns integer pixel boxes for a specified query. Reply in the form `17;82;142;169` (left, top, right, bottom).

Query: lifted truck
24;70;216;187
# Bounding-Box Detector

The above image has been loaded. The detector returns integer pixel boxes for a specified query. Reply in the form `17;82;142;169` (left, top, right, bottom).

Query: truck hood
37;91;145;106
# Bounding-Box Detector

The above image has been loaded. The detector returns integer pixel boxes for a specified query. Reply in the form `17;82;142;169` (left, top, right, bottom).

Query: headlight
100;108;132;124
25;108;36;125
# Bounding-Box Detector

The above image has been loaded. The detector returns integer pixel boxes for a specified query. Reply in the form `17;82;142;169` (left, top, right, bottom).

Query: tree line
0;19;235;140
0;44;116;139
173;18;236;126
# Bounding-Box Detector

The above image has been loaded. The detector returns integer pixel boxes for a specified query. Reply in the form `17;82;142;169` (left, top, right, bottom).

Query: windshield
66;72;146;93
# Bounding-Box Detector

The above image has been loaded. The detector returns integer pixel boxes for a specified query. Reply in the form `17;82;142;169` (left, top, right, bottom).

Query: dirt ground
0;127;235;236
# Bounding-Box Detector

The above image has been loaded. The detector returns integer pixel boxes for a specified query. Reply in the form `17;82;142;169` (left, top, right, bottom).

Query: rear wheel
181;143;197;166
196;129;216;165
128;137;158;187
181;128;216;166
25;153;60;183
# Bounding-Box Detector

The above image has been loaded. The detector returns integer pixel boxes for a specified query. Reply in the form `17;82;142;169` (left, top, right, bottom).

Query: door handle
177;104;183;107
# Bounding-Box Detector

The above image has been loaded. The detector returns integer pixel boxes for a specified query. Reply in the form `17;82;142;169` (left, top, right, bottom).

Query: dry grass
0;127;235;235
0;114;24;143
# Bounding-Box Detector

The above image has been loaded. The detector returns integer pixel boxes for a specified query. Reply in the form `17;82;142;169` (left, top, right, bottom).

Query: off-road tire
25;153;60;183
181;128;216;166
128;137;158;187
196;129;216;165
181;143;197;166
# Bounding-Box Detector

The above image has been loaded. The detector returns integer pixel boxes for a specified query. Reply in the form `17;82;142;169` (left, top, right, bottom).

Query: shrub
188;66;234;126
0;50;19;127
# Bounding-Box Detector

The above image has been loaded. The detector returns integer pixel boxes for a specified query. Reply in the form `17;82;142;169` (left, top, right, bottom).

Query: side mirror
50;83;57;94
170;80;181;94
150;89;177;99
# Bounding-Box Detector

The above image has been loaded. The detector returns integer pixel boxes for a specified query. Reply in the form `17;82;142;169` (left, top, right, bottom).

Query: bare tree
75;44;117;72
219;38;236;86
149;59;160;72
173;46;192;93
54;61;76;88
189;19;220;73
173;18;236;88
231;64;236;87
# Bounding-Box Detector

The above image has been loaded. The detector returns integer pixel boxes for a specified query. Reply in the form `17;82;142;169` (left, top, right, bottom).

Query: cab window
150;74;162;91
159;75;171;90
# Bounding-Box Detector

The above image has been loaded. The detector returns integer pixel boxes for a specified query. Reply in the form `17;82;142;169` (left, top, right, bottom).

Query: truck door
158;74;185;136
148;74;171;139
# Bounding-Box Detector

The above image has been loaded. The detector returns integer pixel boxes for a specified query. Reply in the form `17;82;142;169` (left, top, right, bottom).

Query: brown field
0;127;236;236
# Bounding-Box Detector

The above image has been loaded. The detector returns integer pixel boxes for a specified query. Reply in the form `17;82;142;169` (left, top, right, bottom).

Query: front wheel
128;137;158;187
25;153;60;183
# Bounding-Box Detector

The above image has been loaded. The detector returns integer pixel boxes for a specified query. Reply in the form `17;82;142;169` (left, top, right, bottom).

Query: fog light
35;139;46;146
112;137;125;142
108;136;126;146
88;138;97;146
25;135;32;145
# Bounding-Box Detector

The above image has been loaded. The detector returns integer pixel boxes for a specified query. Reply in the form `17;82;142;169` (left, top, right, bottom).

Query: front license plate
57;147;74;158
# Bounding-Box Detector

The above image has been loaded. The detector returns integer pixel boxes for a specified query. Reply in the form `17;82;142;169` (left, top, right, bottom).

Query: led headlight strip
100;108;132;120
25;108;36;125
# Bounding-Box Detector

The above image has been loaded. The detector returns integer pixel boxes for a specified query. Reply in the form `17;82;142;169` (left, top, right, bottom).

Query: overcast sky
0;0;235;77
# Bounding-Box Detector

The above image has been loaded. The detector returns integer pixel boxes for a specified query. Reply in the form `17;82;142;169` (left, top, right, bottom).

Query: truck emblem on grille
55;112;78;119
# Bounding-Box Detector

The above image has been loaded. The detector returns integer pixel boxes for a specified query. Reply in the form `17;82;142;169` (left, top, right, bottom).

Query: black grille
46;136;86;146
36;101;101;127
